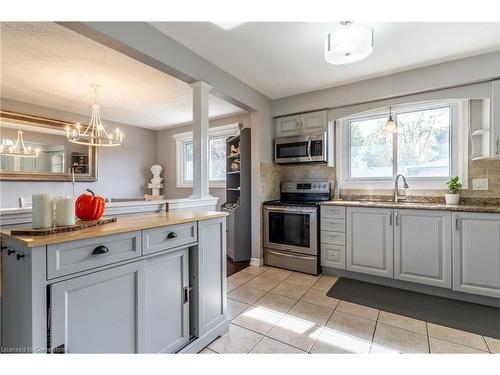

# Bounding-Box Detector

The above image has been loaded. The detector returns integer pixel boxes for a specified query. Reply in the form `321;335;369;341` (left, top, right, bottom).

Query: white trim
175;124;239;189
250;257;264;267
336;99;469;190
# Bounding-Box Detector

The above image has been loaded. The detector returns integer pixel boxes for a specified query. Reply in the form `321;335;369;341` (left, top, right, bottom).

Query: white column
190;81;213;199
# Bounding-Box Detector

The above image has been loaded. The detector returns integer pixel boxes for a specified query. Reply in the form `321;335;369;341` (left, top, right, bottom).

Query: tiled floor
201;265;499;354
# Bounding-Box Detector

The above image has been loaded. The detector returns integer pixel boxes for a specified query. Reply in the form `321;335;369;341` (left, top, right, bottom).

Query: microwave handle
307;137;312;160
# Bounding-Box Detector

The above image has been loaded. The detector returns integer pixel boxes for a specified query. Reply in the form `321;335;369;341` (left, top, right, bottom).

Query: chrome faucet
394;174;409;202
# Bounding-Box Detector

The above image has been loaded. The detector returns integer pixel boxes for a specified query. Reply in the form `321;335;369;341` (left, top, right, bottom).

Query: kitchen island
0;211;228;353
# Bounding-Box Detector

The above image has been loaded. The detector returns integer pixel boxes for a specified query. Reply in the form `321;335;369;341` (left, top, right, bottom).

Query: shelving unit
222;127;251;262
469;99;492;160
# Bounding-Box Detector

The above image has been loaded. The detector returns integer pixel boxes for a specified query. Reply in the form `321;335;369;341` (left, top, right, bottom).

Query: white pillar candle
32;194;54;229
55;197;76;226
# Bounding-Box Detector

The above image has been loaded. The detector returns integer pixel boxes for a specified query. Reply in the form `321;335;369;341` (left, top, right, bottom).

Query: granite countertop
320;199;500;213
0;210;228;248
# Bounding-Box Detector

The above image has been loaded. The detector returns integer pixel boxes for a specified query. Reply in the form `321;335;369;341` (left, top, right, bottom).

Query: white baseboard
250;257;263;267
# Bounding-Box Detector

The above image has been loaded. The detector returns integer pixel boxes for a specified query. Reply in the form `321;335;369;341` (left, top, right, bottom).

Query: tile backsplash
260;159;500;204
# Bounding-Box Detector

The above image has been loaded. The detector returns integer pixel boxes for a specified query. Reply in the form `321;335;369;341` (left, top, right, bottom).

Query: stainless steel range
263;181;331;275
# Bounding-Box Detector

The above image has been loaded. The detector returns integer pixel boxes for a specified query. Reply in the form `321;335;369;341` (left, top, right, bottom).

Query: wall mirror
0;111;97;181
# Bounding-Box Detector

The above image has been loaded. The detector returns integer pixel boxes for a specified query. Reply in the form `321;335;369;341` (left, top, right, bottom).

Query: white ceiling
0;22;245;130
151;22;500;99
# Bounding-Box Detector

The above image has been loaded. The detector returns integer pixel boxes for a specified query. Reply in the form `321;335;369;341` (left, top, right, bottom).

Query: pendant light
325;21;373;65
384;106;397;134
66;84;123;147
0;130;41;158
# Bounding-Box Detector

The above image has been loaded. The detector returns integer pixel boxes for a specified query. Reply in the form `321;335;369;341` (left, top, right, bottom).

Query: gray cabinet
453;212;500;298
394;209;452;288
275;110;327;137
190;217;227;338
144;248;189;353
346;207;394;278
50;262;145;353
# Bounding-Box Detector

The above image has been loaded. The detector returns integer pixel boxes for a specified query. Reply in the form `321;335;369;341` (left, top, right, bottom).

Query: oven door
264;205;317;256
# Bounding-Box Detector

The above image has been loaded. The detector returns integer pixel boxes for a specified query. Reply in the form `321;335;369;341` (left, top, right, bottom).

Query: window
175;124;239;188
338;100;467;189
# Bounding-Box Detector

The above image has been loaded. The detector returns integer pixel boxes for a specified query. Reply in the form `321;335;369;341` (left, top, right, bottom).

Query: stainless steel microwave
274;132;327;164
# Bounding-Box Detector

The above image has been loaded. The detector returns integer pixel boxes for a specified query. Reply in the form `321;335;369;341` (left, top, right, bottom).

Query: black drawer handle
7;249;16;256
167;232;177;239
92;245;109;255
16;253;25;261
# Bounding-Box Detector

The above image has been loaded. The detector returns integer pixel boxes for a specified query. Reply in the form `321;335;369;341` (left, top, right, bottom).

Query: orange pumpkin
75;189;105;220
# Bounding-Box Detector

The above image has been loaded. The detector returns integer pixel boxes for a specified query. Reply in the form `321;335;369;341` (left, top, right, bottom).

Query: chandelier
0;130;41;158
66;84;123;147
325;21;373;65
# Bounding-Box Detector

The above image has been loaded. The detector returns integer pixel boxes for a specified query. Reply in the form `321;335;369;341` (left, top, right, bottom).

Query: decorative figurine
231;159;240;172
230;143;240;155
145;164;164;201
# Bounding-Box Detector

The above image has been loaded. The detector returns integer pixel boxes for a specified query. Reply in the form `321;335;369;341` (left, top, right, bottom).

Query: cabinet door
346;207;394;278
453;212;500;298
144;248;189;353
394;210;451;288
50;262;145;353
276;115;301;137
191;218;227;338
300;110;328;134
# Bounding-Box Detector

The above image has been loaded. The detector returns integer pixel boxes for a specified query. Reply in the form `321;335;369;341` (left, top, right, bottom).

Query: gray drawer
142;222;197;255
47;231;142;279
321;244;346;269
320;230;346;246
321;218;345;232
264;248;318;275
321;206;345;219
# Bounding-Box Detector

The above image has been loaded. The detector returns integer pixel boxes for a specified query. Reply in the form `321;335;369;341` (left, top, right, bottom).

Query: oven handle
267;249;316;261
264;206;317;214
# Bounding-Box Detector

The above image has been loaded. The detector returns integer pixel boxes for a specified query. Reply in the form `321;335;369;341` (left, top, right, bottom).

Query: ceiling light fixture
212;22;245;30
384;106;398;134
325;21;373;65
0;130;41;158
66;84;123;147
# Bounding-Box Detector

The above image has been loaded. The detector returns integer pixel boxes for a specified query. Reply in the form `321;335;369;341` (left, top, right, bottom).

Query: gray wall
156;113;251;210
0;99;157;208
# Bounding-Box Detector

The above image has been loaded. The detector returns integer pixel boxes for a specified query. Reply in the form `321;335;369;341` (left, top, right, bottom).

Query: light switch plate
472;178;489;190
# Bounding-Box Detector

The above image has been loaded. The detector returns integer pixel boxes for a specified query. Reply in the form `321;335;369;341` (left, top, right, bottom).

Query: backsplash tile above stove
261;158;500;205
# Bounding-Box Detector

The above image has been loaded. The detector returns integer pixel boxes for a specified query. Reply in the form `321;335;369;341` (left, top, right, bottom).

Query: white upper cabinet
491;80;500;157
275;110;328;137
346;207;394;278
276;115;302;137
394;209;452;288
300;110;328;134
453;212;500;298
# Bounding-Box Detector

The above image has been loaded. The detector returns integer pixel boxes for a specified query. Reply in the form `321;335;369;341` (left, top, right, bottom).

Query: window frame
337;100;468;189
174;123;239;189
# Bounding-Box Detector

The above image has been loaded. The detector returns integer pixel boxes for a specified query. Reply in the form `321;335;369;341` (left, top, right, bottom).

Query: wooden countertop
321;200;500;213
0;210;228;248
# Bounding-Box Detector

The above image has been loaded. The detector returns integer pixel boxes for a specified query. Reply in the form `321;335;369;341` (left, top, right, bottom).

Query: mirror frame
0;110;97;182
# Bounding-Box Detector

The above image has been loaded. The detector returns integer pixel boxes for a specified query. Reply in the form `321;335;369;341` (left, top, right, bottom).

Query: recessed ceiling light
325;21;373;65
212;22;245;30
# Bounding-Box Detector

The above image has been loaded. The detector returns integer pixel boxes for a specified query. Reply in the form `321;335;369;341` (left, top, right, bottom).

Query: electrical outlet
472;178;489;191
